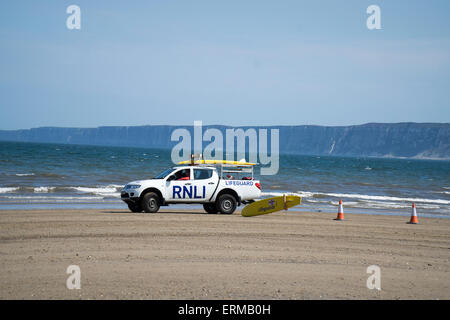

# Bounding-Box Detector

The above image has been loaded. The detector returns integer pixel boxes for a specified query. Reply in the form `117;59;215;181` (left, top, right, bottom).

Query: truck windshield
154;168;175;179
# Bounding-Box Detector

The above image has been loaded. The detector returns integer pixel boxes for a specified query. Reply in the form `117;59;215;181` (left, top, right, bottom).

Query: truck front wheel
128;203;143;213
216;194;237;215
141;192;160;213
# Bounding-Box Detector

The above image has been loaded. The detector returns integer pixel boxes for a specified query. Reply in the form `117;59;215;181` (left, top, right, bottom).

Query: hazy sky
0;1;449;129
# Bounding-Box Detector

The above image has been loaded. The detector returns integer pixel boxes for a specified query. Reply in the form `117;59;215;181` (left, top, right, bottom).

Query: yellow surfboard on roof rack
178;159;257;166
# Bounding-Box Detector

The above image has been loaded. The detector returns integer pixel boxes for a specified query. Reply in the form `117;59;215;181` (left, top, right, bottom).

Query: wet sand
0;208;449;299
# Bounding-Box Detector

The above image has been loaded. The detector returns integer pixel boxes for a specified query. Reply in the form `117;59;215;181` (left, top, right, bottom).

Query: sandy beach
0;208;449;300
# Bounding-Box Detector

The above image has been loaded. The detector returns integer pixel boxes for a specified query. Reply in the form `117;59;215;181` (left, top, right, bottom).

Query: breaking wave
71;185;122;198
0;187;20;193
261;190;449;212
34;186;56;193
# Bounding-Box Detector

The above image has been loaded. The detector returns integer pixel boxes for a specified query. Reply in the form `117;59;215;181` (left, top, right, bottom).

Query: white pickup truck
121;163;261;214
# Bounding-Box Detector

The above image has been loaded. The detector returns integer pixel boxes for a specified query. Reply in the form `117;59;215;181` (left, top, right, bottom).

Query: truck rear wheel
216;194;237;215
203;203;218;214
141;192;160;213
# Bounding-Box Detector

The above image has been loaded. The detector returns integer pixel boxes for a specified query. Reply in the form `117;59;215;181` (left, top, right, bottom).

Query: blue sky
0;0;449;129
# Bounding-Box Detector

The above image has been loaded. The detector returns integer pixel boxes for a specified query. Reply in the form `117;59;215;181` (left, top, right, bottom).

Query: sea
0;141;449;218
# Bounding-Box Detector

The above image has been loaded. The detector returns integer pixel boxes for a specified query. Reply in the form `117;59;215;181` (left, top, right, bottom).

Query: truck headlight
126;184;141;190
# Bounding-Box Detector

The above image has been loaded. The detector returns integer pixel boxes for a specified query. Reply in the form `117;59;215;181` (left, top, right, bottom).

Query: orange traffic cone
408;203;419;224
334;199;344;221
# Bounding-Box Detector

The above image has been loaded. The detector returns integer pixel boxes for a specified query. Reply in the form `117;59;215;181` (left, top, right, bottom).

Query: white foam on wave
261;192;281;197
109;184;125;189
97;192;121;198
353;201;409;209
356;200;440;210
303;198;320;203
72;186;118;194
264;189;449;208
333;201;360;207
34;186;56;193
434;191;450;195
15;173;35;176
262;191;315;198
71;185;122;198
322;192;450;205
294;191;316;198
1;195;103;200
306;198;442;210
0;187;19;193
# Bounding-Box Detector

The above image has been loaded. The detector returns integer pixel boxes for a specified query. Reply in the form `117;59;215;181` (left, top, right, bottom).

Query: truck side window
168;169;190;181
194;169;213;180
175;169;190;180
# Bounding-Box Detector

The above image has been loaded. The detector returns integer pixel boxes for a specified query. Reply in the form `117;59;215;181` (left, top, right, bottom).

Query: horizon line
1;121;450;131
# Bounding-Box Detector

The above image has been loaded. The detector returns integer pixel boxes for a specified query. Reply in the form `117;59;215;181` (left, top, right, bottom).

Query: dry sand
0;208;449;300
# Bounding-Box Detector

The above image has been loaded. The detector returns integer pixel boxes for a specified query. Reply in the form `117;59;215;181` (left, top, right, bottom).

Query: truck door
166;168;196;202
192;168;217;202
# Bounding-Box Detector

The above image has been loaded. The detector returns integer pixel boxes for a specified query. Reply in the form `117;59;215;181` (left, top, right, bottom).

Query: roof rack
178;154;257;166
177;154;257;179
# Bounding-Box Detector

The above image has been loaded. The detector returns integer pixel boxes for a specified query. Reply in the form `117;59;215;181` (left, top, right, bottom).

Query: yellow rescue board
241;195;301;217
178;159;256;166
